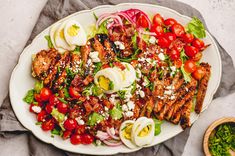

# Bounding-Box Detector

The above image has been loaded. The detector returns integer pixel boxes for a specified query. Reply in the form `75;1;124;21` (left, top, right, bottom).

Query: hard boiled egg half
119;117;155;148
49;20;87;52
94;68;122;94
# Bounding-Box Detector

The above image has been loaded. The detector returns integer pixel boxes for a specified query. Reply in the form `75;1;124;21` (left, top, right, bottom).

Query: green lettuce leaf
185;17;206;38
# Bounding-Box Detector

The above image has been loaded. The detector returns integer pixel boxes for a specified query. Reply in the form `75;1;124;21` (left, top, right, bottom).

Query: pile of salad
23;9;211;148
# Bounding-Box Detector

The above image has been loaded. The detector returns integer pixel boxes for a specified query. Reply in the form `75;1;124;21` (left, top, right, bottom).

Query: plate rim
9;2;222;155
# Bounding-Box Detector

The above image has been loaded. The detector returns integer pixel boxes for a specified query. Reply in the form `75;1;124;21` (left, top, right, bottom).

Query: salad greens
88;112;104;126
110;105;123;120
186;17;206;39
23;89;35;104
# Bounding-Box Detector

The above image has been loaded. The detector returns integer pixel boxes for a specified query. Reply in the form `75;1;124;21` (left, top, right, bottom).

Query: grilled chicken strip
80;41;91;67
195;63;211;114
70;53;81;73
140;97;154;117
43;51;70;86
32;48;60;80
180;99;193;129
164;78;197;120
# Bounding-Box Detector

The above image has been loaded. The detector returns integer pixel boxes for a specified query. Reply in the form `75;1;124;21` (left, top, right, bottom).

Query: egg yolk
59;29;65;39
138;125;151;137
67;24;80;37
98;76;111;90
123;124;133;140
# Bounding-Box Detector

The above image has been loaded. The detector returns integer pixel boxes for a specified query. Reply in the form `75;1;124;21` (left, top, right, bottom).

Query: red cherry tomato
63;130;72;140
192;39;205;50
192;66;206;80
74;125;86;135
157;37;170;48
136;14;149;28
164;32;176;42
169;48;180;60
45;103;54;114
174;59;182;68
184;60;197;73
182;33;194;43
34;93;42;102
192;52;203;62
70;134;82;145
37;110;47;122
64;118;77;131
69;87;81;99
153;13;164;25
57;102;68;114
164;18;177;27
171;23;185;37
81;134;94;144
41;119;55;131
40;88;52;101
49;95;60;106
185;45;199;58
150;24;164;37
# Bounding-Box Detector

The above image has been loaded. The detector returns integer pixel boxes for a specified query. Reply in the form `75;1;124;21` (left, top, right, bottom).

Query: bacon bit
83;101;93;114
93;103;103;112
102;64;110;69
83;75;94;86
89;96;99;106
103;99;114;109
130;60;138;68
79;96;87;102
113;62;126;70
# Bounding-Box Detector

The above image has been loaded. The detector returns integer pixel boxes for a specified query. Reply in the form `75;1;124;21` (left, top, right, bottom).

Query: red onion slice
106;127;120;140
96;131;110;141
103;139;123;147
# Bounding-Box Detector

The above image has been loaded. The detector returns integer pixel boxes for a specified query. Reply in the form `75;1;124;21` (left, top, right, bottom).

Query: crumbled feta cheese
158;53;165;61
149;36;156;44
185;87;189;92
31;106;41;113
96;140;102;146
125;111;134;117
109;94;119;105
110;127;116;135
89;51;100;62
139;90;145;98
122;104;128;111
77;119;85;125
170;95;176;100
164;90;173;95
114;41;125;50
127;101;135;110
104;106;109;111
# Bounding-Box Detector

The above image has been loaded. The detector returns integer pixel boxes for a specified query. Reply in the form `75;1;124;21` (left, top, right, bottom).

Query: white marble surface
0;0;234;155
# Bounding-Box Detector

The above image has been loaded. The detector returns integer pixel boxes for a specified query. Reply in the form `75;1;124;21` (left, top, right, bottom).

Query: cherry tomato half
45;103;54;114
192;52;203;62
41;119;55;131
81;134;94;144
157;37;170;48
164;32;176;42
69;87;81;99
153;13;164;26
150;24;164;37
40;88;52;101
185;45;199;58
57;102;68;114
137;14;149;28
70;134;82;145
192;39;205;50
192;66;206;80
64;118;78;131
34;93;42;102
37;110;47;122
169;48;180;60
49;95;60;106
171;23;185;37
63;130;72;140
184;60;197;73
182;33;194;43
164;18;177;27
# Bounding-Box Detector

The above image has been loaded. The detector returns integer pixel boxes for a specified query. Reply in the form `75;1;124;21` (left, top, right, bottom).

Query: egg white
49;22;66;53
131;117;155;147
54;21;75;51
64;20;87;46
119;120;137;149
94;68;122;94
114;62;136;88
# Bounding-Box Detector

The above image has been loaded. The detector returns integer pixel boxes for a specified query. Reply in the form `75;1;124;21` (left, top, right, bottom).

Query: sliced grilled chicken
70;53;81;73
195;63;211;114
32;48;60;80
164;78;197;120
180;99;193;129
80;41;91;67
43;51;70;86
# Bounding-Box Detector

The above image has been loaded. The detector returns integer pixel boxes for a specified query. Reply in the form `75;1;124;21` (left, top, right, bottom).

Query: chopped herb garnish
109;81;114;90
35;122;42;125
58;98;68;104
117;90;126;99
93;12;98;21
